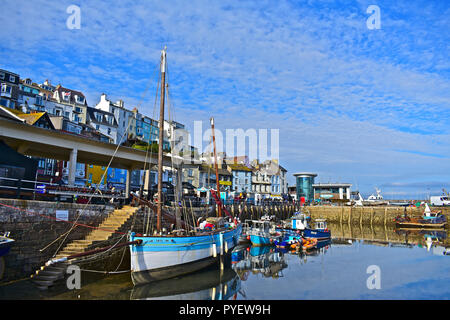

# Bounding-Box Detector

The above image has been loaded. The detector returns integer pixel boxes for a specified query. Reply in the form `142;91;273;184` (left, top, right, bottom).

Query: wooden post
359;207;363;227
348;206;352;224
370;207;374;228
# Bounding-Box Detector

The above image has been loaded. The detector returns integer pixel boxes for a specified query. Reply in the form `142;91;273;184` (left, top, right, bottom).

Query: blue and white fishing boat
129;49;242;285
130;223;242;284
276;212;310;232
302;219;331;241
246;220;282;246
0;232;14;257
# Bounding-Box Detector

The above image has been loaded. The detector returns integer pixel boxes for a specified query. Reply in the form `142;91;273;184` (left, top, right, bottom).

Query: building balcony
0;91;12;99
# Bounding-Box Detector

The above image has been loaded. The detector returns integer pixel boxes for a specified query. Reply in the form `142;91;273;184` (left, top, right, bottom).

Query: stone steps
31;205;139;289
31;261;69;290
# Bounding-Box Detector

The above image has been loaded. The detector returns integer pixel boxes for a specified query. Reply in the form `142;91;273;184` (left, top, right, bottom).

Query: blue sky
0;0;449;199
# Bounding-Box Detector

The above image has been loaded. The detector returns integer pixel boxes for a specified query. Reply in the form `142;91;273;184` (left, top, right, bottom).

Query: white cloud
1;0;449;197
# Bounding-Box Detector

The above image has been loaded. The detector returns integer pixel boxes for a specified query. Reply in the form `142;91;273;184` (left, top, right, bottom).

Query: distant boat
353;188;390;206
275;212;310;235
302;219;331;241
390;201;411;207
394;203;447;229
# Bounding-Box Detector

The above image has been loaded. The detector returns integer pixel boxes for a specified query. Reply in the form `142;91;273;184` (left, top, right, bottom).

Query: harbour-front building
313;183;352;201
293;172;317;203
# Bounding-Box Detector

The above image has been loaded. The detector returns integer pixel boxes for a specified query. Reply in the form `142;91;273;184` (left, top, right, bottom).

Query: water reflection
131;266;241;300
327;221;449;253
232;245;288;280
1;222;449;300
394;228;449;255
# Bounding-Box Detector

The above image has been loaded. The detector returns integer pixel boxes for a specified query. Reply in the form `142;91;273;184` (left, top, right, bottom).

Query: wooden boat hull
395;222;447;229
129;225;242;285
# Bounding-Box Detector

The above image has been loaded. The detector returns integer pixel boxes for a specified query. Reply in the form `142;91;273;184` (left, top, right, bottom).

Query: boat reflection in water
232;244;288;280
394;228;449;254
300;239;331;257
130;264;241;300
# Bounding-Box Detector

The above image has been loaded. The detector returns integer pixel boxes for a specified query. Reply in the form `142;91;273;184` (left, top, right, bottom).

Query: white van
430;196;450;206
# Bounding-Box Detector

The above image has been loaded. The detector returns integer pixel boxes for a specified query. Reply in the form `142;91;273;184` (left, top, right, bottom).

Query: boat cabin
423;203;442;219
313;219;328;230
246;220;272;233
291;215;309;230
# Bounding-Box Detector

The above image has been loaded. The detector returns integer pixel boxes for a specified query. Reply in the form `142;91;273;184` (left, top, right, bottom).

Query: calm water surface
1;224;449;300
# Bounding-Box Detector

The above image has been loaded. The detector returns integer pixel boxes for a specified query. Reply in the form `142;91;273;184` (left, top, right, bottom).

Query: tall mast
210;117;222;218
157;47;167;233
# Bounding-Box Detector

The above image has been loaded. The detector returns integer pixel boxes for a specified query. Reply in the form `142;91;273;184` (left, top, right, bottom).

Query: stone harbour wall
305;205;450;225
0;198;115;283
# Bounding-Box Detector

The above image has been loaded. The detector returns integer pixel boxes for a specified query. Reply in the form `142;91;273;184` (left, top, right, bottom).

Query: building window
75;95;85;104
9;75;15;82
35;96;43;106
0;72;4;80
107;128;111;135
1;84;12;94
38;159;45;168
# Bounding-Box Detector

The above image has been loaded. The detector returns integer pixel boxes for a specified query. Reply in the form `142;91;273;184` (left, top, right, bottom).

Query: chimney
117;99;124;108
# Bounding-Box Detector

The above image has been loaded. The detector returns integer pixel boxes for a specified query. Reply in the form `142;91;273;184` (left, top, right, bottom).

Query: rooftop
293;172;317;177
313;183;352;187
227;163;253;172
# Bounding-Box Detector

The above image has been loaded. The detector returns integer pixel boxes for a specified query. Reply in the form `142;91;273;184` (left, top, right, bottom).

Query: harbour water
1;222;449;300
